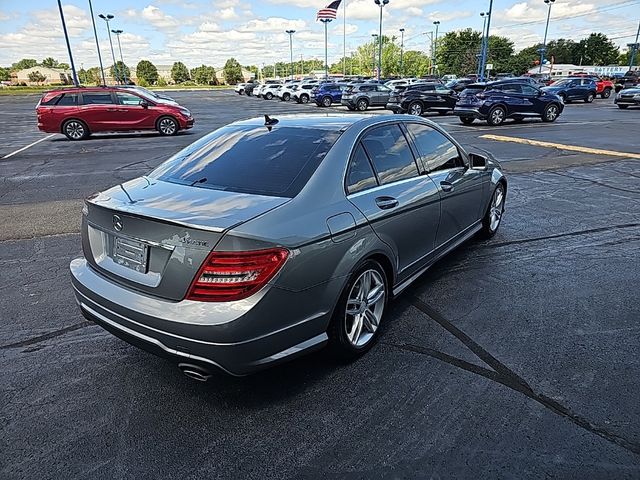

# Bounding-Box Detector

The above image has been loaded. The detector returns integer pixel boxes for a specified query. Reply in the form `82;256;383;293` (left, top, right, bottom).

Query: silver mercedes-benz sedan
70;114;506;380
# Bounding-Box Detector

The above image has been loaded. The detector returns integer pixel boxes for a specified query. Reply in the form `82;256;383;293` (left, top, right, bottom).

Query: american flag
317;0;341;20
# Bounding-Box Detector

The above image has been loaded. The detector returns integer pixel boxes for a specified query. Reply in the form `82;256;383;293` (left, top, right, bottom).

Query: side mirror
470;153;488;170
140;100;150;108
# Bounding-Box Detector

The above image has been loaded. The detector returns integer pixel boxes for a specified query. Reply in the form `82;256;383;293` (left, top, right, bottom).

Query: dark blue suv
312;83;343;107
454;81;564;126
541;78;597;103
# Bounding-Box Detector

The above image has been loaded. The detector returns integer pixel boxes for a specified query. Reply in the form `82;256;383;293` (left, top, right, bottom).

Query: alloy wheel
409;103;423;115
65;121;85;140
545;104;559;121
489;184;505;232
159;118;177;135
490;107;505;125
322;96;332;107
357;99;368;111
345;269;385;347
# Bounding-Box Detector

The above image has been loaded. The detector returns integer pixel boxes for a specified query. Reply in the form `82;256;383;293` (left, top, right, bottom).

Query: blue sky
1;0;638;68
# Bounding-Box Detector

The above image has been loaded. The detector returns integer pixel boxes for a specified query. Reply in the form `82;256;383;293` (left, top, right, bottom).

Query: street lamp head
372;33;378;37
111;29;123;34
433;21;440;25
399;28;405;32
286;29;295;34
544;0;556;3
99;13;114;20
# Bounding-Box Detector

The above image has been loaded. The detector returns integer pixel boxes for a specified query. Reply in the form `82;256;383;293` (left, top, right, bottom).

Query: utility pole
98;14;118;83
286;30;296;80
88;0;106;85
399;28;405;77
112;29;127;84
539;0;555;74
374;0;389;80
432;21;440;76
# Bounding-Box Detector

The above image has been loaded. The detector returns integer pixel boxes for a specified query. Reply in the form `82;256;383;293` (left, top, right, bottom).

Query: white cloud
141;5;180;31
239;17;307;32
428;10;473;23
219;7;239;20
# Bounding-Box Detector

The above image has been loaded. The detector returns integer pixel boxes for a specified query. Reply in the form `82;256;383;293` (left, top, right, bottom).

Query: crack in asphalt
481;223;640;249
386;296;640;456
0;321;93;350
550;171;640;195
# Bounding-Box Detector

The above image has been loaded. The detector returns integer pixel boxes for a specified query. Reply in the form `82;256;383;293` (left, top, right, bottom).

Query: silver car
70;114;506;380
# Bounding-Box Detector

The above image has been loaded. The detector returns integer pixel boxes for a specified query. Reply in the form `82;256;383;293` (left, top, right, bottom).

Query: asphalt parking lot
1;90;640;479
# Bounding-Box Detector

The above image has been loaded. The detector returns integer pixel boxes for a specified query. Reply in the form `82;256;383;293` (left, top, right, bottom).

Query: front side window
406;123;463;173
116;92;144;105
151;126;340;198
501;84;522;94
346;144;378;195
81;93;114;105
361;125;418;185
520;85;539;96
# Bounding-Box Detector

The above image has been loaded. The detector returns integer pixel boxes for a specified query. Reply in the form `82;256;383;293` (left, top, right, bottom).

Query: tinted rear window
82;93;114;105
151;126;340;198
57;93;79;106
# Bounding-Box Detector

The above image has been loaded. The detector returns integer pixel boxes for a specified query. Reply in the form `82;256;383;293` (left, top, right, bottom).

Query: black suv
454;81;564;126
445;78;476;92
341;83;392;111
385;83;458;116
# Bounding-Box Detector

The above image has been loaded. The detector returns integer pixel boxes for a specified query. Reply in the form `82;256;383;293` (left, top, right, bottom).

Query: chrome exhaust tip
178;363;211;382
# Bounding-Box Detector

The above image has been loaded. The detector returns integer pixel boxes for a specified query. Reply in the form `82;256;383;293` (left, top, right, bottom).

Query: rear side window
406;123;463;173
57;93;79;106
39;93;62;105
360;85;375;92
346;144;378;195
361;125;418;185
151;126;340;198
81;93;114;105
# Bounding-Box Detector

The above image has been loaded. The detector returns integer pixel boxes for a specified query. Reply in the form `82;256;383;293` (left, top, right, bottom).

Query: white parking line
2;134;56;159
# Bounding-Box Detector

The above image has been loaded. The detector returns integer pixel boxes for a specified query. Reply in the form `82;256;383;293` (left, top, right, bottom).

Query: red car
36;86;194;140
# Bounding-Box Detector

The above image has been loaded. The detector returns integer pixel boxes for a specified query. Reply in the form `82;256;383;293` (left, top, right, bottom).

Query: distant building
13;66;72;85
527;64;630;78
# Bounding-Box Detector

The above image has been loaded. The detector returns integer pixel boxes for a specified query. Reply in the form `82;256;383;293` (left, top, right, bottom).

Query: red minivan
36;86;194;140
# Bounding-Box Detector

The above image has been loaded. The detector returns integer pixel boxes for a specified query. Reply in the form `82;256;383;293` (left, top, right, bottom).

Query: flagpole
323;19;329;80
343;0;346;76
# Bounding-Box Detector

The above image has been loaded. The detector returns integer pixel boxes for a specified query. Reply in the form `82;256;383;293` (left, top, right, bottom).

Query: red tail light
186;248;289;302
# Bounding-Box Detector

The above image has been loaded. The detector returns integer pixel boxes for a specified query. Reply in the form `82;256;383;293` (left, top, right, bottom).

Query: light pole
432;21;440;76
539;0;555;74
371;34;378;77
479;0;493;82
399;28;405;77
88;0;106;85
285;30;296;80
629;21;640;69
374;0;389;80
98;14;118;84
57;0;79;86
111;29;127;84
477;12;489;76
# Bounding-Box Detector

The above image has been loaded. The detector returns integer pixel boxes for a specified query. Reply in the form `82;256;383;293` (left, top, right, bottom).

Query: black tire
265;92;273;100
618;104;629;109
542;103;560;122
322;96;332;107
584;92;595;103
487;106;506;126
347;106;356;111
601;88;611;99
513;117;524;123
62;119;89;141
283;93;290;101
300;94;309;104
238;90;244;95
437;110;448;116
480;182;506;238
156;116;179;136
356;98;369;111
328;259;388;359
460;117;474;125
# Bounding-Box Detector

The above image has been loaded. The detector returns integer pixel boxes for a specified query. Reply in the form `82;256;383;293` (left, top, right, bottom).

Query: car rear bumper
454;107;484;119
70;257;336;376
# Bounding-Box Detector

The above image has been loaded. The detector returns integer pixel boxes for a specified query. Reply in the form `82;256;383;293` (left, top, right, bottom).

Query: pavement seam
0;320;93;350
385;297;640;456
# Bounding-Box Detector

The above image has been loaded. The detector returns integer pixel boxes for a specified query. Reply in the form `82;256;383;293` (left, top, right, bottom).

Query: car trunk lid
82;177;289;300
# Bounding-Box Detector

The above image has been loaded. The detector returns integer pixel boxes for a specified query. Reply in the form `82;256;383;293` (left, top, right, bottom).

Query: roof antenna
264;114;279;126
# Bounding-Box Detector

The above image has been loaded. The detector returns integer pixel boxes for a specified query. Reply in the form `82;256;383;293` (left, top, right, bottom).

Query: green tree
0;67;10;81
11;58;38;71
58;62;70;70
136;60;158;84
191;65;216;85
545;39;578;64
28;70;46;84
110;61;131;83
576;33;620;66
436;29;482;76
171;61;190;83
486;35;515;73
41;57;59;68
223;58;243;84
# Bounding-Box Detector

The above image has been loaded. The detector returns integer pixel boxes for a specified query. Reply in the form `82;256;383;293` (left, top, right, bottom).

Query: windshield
151;126;341;198
551;79;571;87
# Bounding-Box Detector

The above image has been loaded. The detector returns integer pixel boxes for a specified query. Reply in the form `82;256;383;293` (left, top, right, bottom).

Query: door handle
106;108;117;111
440;181;454;192
375;196;399;210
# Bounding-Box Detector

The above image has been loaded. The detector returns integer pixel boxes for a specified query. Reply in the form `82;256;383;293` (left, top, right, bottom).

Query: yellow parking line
480;134;640;160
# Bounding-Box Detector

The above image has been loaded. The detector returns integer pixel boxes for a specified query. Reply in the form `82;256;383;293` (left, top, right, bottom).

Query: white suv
292;83;317;103
234;83;247;95
278;82;300;101
261;83;283;100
